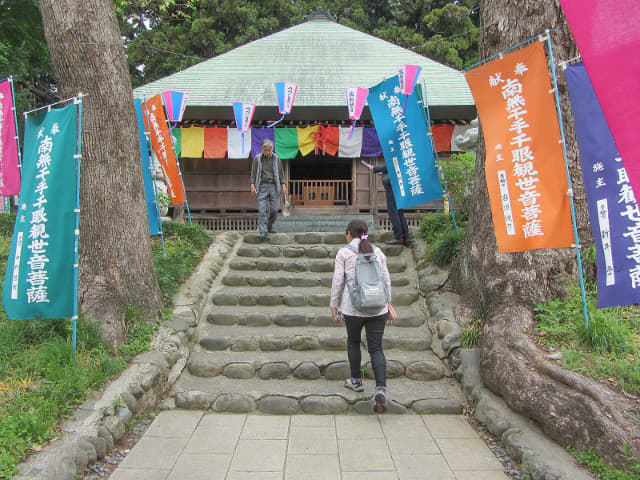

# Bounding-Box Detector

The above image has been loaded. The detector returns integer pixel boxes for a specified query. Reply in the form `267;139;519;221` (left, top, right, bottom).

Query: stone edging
13;230;593;480
12;232;238;480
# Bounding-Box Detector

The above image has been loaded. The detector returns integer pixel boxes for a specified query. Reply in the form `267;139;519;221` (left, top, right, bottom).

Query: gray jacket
251;153;284;194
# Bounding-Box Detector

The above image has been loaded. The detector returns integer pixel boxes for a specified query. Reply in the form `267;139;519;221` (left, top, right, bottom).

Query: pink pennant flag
162;91;189;123
559;0;640;201
398;64;422;95
345;87;368;140
0;79;20;196
398;64;422;113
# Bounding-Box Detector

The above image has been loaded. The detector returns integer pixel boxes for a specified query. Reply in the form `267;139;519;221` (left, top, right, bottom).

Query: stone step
242;230;394;246
227;256;408;274
210;286;420;307
235;243;406;259
258;215;377;233
196;324;432;352
172;375;465;415
186;349;448;381
204;305;426;328
221;271;412;288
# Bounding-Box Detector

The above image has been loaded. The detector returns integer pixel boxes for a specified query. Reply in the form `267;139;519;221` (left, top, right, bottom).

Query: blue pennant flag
566;62;640;308
3;103;78;319
368;76;443;210
135;99;161;236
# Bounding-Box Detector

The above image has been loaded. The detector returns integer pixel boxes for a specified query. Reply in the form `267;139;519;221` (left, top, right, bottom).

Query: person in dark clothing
368;164;410;246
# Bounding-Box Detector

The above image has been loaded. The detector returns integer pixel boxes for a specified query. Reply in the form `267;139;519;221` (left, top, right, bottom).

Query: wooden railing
288;179;351;206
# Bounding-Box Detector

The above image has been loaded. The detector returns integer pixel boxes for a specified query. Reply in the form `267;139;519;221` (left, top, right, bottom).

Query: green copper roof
133;11;475;121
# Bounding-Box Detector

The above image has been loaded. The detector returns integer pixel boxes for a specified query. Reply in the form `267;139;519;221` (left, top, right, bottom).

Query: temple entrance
288;153;352;206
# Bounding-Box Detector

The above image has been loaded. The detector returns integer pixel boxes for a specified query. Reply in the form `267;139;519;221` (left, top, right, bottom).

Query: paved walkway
108;410;509;480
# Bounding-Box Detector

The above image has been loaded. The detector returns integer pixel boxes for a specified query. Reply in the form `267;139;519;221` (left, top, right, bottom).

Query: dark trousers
384;187;409;240
344;313;387;388
257;183;279;234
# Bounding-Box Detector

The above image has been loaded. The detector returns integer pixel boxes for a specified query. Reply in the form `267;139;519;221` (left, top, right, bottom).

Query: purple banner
566;62;640;308
361;127;383;157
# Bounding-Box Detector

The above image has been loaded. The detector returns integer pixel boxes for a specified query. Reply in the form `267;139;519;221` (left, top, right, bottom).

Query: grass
569;447;640;480
0;215;212;479
534;285;640;396
534;284;640;478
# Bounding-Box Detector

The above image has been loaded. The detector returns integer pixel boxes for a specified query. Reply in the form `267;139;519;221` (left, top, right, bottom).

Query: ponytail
345;219;373;254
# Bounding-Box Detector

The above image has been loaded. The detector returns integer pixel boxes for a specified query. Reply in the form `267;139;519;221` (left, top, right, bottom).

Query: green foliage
153;221;212;301
568;446;640;480
418;212;455;243
429;228;465;267
0;219;211;478
534;285;640;395
0;214;16;237
441;153;475;221
160;221;211;250
116;0;480;87
0;0;56;126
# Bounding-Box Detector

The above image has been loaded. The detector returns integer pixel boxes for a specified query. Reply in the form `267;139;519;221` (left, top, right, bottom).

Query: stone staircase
171;230;464;414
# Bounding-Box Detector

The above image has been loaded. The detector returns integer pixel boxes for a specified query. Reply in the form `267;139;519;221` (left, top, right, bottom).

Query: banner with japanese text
368;76;443;210
465;41;573;252
0;79;21;196
145;94;185;204
2;103;77;319
559;0;640;203
566;62;640;308
134;99;160;236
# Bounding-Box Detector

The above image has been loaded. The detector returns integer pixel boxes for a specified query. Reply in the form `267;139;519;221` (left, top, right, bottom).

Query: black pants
384;186;409;240
344;313;387;388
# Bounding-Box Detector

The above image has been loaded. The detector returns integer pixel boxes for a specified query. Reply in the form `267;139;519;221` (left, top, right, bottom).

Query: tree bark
39;0;162;346
457;0;640;467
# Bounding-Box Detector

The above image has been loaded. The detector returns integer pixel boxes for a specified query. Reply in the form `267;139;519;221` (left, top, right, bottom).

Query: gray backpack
346;244;389;313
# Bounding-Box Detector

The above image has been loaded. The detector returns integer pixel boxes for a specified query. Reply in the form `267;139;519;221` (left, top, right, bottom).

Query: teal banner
368;76;443;209
3;103;78;319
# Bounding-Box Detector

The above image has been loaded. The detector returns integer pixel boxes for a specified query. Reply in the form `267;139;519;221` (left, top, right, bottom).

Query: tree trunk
39;0;162;346
457;0;640;467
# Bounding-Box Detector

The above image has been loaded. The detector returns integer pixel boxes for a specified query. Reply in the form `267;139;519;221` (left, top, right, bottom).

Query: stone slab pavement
108;410;509;480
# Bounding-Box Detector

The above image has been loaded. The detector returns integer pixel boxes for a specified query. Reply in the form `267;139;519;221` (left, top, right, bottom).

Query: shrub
429;228;465;267
418;212;454;243
441;152;475;221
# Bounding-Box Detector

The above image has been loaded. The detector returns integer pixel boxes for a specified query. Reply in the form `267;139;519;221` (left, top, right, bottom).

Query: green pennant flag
3;103;78;320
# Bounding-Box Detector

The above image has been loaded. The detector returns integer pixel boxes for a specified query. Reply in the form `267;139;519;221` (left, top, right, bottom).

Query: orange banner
204;126;227;159
465;41;573;252
145;94;185;205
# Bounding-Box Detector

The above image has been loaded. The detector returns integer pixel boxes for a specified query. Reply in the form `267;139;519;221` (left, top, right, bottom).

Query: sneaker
344;378;364;392
374;387;387;413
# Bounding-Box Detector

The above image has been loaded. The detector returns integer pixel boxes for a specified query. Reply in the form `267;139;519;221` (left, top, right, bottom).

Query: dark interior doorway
289;153;351;180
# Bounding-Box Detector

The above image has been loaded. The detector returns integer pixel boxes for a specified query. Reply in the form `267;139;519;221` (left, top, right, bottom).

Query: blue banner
3;103;78;319
368;76;443;209
135;99;160;236
566;62;640;308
